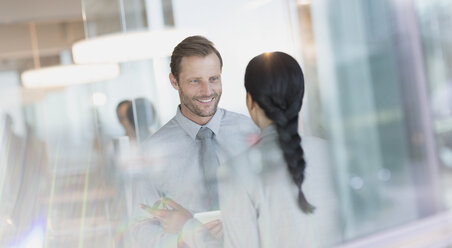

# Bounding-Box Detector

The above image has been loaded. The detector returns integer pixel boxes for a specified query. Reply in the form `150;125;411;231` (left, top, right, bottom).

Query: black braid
245;52;314;214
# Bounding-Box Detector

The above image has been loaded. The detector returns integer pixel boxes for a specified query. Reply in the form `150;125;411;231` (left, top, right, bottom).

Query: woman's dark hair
244;52;314;214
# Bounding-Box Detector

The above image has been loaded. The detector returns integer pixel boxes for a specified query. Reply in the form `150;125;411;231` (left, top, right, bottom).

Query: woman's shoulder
301;135;330;165
301;135;328;150
218;138;286;191
222;135;330;176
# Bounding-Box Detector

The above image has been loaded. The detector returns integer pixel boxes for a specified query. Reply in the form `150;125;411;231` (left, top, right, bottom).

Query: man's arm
218;164;260;248
130;177;180;248
178;218;222;248
147;198;193;234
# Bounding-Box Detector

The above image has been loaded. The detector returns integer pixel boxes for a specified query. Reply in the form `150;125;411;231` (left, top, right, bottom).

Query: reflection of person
116;100;134;139
0;114;23;227
126;97;159;144
0;114;48;241
180;52;340;247
131;36;258;247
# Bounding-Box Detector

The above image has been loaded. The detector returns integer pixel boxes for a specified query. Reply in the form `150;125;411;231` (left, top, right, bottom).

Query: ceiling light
72;29;206;64
92;92;107;106
297;0;311;5
242;0;273;10
22;64;120;89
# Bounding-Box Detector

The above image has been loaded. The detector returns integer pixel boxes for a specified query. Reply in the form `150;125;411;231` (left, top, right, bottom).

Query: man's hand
203;219;223;240
147;198;193;234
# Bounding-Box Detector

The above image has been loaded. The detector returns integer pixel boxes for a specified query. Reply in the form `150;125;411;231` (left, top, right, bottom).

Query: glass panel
308;0;439;240
2;0;452;247
82;0;148;37
414;0;452;209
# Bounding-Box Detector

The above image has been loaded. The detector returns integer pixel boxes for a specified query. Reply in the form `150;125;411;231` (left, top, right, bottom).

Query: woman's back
218;125;307;248
179;51;329;247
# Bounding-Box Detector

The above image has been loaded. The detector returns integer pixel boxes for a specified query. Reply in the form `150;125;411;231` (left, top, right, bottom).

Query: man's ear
169;73;179;90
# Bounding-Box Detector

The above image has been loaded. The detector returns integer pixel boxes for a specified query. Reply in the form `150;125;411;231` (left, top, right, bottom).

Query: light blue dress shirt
130;106;259;247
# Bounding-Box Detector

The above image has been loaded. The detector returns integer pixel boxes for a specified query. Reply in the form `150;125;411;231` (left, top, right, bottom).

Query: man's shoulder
221;109;251;122
142;118;180;146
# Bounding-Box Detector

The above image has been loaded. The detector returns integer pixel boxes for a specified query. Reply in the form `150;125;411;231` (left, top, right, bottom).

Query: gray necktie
196;127;220;209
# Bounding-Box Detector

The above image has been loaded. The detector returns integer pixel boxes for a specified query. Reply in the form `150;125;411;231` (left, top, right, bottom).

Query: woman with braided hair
215;51;317;248
244;51;314;214
180;52;339;247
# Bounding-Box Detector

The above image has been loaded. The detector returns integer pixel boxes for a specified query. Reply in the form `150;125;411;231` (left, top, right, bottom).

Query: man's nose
199;81;212;96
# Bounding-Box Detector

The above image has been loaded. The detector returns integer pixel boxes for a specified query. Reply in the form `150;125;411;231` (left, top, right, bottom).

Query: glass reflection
0;0;452;247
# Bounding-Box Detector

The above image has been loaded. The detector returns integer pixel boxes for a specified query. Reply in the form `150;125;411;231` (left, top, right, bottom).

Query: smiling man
131;36;258;248
170;51;222;125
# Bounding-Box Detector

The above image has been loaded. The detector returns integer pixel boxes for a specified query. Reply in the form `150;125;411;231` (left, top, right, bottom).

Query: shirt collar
175;105;223;140
261;124;278;139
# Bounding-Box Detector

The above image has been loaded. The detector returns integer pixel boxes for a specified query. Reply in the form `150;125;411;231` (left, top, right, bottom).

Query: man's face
170;53;222;124
117;103;130;128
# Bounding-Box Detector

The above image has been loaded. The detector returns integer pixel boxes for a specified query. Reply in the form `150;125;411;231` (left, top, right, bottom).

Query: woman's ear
246;92;258;125
246;92;254;113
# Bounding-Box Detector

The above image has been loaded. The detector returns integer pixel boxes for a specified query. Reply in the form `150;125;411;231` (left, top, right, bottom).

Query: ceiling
0;0;147;66
0;0;86;71
0;0;82;24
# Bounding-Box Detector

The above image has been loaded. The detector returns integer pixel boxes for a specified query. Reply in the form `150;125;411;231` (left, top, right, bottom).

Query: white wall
170;0;300;116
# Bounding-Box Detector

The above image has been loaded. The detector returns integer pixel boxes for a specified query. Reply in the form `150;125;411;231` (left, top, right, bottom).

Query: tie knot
196;127;214;140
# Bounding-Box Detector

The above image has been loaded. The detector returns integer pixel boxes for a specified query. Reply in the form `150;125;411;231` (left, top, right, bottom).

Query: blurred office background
1;0;452;247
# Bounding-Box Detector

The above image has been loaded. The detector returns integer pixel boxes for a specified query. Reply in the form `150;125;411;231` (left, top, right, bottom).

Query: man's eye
190;79;199;83
211;77;219;81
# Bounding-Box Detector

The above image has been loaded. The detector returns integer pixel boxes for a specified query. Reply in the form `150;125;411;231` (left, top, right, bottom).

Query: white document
193;210;222;224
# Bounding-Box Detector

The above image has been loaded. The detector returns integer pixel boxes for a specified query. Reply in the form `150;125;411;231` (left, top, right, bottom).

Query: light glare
72;29;207;64
92;92;107;106
21;64;120;89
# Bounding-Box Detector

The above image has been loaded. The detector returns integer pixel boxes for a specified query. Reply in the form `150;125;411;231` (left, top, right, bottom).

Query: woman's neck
254;109;274;131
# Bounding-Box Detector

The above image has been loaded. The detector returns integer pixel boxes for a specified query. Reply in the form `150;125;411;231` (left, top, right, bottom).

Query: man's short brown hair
170;35;223;81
